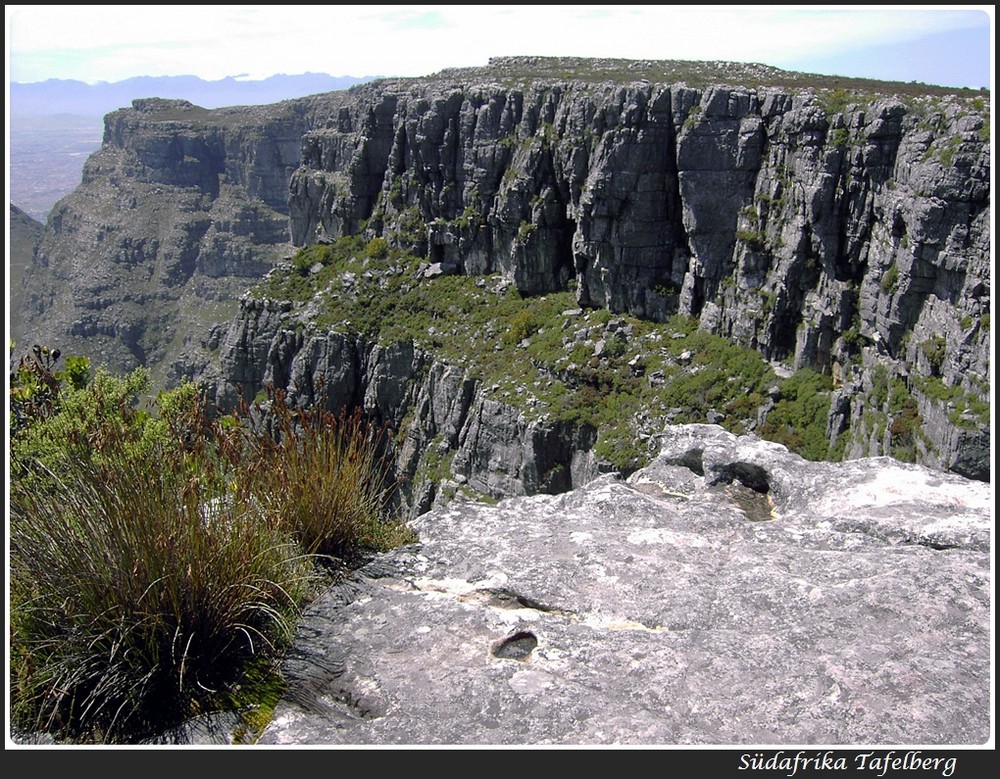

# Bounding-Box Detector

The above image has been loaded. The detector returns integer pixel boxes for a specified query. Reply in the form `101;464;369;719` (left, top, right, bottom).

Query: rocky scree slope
16;58;991;488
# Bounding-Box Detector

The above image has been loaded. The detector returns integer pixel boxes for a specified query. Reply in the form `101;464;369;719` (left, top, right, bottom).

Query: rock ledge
259;425;991;746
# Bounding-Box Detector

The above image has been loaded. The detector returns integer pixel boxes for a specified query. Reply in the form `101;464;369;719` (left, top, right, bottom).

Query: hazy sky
5;5;994;90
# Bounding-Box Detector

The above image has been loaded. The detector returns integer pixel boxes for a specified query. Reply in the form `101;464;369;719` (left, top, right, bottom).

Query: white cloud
6;5;992;84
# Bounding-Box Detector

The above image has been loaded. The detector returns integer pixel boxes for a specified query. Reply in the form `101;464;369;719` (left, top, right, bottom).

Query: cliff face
9;204;44;347
17;59;991;486
19;95;347;386
279;63;990;480
216;298;600;517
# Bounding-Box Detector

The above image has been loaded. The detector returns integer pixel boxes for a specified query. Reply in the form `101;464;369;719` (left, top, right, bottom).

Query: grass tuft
10;445;314;743
228;386;417;560
9;362;415;743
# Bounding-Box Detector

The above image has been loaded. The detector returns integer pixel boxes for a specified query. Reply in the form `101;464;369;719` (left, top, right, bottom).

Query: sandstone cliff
279;59;990;480
16;58;991;484
18;94;349;386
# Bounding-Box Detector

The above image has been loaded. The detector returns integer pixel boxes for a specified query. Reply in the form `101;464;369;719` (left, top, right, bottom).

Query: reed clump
9;350;413;742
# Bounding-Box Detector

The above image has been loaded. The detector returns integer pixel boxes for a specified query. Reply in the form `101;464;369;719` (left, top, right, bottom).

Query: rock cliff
16;57;991;482
214;297;600;517
280;59;990;480
9;204;44;347
18;94;349;386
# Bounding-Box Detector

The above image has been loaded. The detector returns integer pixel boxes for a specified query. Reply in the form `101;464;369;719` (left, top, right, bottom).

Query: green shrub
364;236;390;260
880;264;900;294
829;128;850;148
592;392;645;472
920;335;947;372
870;364;890;407
888;379;921;462
9;362;415;743
390;207;426;245
659;329;773;430
914;375;990;429
292;249;317;274
758;368;834;461
936;136;963;167
735;229;766;250
516;220;537;243
604;336;627;359
453;205;481;229
821;87;851;115
505;309;540;344
12;364;153;486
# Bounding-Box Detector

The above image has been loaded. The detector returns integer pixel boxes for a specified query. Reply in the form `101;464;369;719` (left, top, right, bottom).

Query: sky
4;5;994;90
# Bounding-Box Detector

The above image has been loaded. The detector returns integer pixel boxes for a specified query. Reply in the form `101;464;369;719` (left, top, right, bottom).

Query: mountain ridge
9;73;379;221
15;57;991;501
10;72;377;116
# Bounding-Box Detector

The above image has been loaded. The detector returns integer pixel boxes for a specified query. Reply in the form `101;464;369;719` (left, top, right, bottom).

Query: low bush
920;335;947;372
880;264;900;294
10;445;312;742
829;127;850;148
758;368;834;461
504;309;540;345
9;355;414;743
364;236;390;260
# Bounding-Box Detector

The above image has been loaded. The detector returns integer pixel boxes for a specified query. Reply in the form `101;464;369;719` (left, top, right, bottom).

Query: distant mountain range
10;72;377;117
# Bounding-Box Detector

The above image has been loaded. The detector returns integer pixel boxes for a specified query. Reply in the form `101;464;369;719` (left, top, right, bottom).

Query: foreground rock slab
259;425;991;746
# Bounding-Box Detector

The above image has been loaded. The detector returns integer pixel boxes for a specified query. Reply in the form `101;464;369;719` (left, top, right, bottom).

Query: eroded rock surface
259;425;990;746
